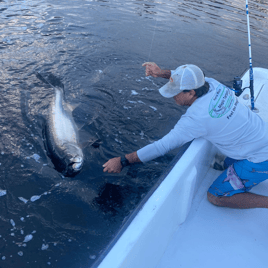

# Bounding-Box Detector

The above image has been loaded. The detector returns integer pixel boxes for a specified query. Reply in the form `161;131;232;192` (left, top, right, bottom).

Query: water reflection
1;0;268;267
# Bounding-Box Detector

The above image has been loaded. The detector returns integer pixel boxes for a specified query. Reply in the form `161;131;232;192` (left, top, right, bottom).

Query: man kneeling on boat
103;62;268;209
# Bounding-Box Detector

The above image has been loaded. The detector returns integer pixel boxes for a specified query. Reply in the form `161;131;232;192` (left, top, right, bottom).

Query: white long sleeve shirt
137;77;268;163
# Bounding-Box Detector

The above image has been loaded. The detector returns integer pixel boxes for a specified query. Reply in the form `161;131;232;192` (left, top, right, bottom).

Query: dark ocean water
1;0;268;267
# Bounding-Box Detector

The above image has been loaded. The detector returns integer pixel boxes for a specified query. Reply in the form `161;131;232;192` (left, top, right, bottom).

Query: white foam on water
0;190;7;197
142;87;154;91
10;219;15;227
18;197;28;204
127;100;137;103
150;106;157;111
145;76;158;87
31;154;41;163
30;195;41;202
123;106;131;110
131;90;139;95
23;234;33;243
17;251;23;256
41;244;49;250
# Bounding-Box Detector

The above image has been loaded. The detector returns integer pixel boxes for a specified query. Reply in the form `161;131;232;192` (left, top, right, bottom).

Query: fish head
64;144;84;177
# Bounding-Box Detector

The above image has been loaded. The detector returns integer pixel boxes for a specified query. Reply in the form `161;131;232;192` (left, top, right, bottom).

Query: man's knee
207;192;224;207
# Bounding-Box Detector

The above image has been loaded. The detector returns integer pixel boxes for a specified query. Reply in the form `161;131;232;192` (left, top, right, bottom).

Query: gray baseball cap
159;64;205;98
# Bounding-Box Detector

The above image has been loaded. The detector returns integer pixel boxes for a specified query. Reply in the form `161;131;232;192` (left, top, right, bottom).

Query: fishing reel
233;76;244;96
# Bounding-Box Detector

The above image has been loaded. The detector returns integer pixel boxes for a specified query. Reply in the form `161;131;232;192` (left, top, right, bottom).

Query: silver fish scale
45;86;83;176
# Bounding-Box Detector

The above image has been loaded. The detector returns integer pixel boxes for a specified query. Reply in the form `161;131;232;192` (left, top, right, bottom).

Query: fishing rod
246;0;254;110
232;0;255;111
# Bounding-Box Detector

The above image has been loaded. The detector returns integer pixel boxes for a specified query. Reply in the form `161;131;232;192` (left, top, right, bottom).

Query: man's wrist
120;156;130;168
160;70;171;79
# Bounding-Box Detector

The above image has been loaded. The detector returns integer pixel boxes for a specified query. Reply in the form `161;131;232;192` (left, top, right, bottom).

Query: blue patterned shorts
208;158;268;197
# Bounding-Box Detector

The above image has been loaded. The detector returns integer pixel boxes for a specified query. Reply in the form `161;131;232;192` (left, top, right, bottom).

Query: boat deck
156;167;268;268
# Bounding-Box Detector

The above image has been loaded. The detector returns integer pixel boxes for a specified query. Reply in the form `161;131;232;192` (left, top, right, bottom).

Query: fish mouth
72;161;83;171
64;164;83;177
69;156;83;171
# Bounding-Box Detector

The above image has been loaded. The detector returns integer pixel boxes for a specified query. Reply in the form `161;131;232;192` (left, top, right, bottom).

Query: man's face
173;90;196;106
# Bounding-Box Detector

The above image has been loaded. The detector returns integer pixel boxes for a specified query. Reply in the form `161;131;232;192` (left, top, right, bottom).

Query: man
103;62;268;209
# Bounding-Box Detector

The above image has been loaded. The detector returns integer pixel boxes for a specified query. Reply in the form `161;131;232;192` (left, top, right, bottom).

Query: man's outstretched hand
103;157;122;173
142;62;171;79
142;62;162;77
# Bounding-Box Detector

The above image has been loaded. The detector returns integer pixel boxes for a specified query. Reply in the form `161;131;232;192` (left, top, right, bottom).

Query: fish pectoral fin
90;139;102;148
79;129;101;149
80;138;102;149
66;103;80;113
75;120;86;131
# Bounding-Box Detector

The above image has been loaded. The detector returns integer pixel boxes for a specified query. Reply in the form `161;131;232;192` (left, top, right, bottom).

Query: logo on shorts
209;85;235;118
223;165;247;190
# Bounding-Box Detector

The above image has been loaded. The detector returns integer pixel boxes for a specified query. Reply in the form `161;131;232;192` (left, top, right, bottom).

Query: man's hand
142;62;171;79
103;157;122;173
142;62;162;77
103;152;141;174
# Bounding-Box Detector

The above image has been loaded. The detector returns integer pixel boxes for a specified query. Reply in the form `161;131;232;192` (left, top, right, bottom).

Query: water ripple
1;0;268;267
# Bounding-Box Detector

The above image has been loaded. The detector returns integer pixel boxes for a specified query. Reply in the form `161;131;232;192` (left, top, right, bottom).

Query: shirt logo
209;85;235;118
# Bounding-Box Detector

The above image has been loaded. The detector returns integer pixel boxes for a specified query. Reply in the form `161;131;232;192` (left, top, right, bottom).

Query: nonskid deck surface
156;167;268;268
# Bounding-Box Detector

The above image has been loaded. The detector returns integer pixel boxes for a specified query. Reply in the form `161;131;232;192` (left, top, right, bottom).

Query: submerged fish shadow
94;183;124;215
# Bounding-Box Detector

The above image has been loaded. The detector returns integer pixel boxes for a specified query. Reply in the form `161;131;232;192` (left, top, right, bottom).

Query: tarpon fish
43;82;83;177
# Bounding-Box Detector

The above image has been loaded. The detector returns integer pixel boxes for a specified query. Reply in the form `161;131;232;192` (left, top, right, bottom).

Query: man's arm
103;62;171;174
103;152;141;173
142;62;171;79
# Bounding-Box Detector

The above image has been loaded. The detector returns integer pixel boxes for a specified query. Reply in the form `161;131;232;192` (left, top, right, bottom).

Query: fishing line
147;18;158;62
